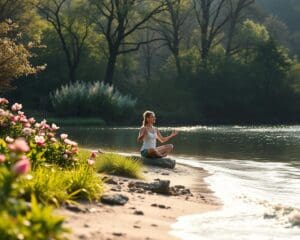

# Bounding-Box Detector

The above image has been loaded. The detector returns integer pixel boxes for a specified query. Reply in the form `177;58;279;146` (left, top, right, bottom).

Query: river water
64;125;300;240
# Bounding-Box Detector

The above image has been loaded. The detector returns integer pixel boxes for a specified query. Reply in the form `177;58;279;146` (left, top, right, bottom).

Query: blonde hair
142;110;155;126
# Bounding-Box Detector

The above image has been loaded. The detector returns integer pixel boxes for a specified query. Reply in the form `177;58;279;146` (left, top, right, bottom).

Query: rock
83;224;90;228
151;203;158;207
101;194;129;205
130;156;176;169
128;180;170;195
133;225;141;228
161;172;169;175
112;232;124;236
134;210;144;215
65;205;86;213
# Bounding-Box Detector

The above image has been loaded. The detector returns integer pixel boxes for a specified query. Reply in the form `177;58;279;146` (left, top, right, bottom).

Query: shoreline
57;161;221;240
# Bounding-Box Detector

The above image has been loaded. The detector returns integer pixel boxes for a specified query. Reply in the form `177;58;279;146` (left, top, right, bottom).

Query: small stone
161;172;169;175
101;194;129;205
134;210;144;215
112;232;124;236
158;204;167;209
87;208;97;213
151;224;158;227
83;224;90;228
151;203;157;207
133;225;141;228
66;205;86;213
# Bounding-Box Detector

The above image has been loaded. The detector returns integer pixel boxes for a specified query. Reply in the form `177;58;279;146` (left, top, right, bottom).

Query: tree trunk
104;52;118;85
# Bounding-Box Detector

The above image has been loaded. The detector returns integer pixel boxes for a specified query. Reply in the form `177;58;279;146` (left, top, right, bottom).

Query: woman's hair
142;110;155;126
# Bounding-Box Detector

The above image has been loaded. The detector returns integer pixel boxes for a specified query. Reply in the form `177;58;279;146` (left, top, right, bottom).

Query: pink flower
34;135;46;146
47;132;54;138
8;138;30;152
51;123;59;131
28;117;36;124
60;133;68;140
90;151;97;158
0;98;9;105
63;154;68;160
50;137;57;143
0;109;9;116
87;159;95;165
0;154;5;163
12;156;31;175
23;122;31;128
64;139;78;147
22;127;32;136
71;147;78;154
11;103;22;111
5;136;14;143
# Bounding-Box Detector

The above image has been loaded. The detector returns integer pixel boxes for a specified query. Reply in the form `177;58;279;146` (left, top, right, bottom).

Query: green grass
20;164;104;206
95;153;143;179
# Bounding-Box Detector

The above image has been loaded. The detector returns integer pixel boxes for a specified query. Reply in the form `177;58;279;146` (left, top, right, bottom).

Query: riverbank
57;162;220;240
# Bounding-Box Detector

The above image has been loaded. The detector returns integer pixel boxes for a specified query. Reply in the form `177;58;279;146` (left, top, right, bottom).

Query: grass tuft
20;165;104;206
96;153;143;179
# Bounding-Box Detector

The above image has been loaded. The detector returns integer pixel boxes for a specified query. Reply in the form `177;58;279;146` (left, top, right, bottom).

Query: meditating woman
137;111;178;158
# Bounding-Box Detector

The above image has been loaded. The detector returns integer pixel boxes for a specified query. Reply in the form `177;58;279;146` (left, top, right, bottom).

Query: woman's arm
137;127;147;143
156;129;178;143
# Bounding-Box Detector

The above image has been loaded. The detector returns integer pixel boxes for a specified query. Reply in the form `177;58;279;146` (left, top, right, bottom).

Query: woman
137;111;178;158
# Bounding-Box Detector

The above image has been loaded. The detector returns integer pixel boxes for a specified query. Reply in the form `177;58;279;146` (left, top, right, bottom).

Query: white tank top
140;128;157;151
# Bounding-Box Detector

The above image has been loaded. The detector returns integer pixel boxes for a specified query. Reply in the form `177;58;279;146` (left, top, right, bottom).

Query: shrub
0;98;79;168
50;81;137;120
96;153;143;179
0;143;68;240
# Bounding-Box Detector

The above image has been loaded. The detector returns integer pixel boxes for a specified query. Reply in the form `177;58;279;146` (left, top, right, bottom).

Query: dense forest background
2;0;300;125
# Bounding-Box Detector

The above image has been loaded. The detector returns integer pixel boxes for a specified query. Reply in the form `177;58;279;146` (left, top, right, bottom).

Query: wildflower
5;136;14;143
12;156;31;175
34;135;46;146
71;147;78;154
28;117;36;124
64;138;78;147
87;159;95;165
8;138;30;152
0;154;5;163
90;151;97;158
47;132;55;138
50;137;57;143
60;133;68;140
51;123;59;131
0;98;9;105
22;127;32;136
11;103;22;111
63;154;68;160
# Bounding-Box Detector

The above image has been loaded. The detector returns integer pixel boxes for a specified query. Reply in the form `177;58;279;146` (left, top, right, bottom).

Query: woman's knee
166;144;173;150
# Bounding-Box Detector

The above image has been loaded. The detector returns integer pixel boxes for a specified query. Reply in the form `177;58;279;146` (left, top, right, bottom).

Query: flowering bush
0;135;67;240
0;98;78;168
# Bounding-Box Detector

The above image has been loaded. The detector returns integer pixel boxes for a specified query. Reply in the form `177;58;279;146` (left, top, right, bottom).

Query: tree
235;19;269;63
35;0;91;83
225;0;254;56
153;0;192;79
0;21;43;92
193;0;230;62
89;0;166;85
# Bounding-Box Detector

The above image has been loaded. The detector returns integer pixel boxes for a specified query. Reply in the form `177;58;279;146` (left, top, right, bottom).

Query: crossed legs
147;144;174;158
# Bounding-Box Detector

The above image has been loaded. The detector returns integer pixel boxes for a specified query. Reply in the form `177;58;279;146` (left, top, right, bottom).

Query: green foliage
50;81;137;120
96;153;143;179
0;159;68;240
21;164;104;205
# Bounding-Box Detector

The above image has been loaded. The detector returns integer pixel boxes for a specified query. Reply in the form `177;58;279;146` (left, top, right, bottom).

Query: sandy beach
57;163;221;240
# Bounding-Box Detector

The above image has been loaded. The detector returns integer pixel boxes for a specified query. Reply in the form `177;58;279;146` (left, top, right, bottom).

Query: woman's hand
170;130;178;138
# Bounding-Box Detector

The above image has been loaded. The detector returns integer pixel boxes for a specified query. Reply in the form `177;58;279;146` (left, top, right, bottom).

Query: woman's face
147;114;156;124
